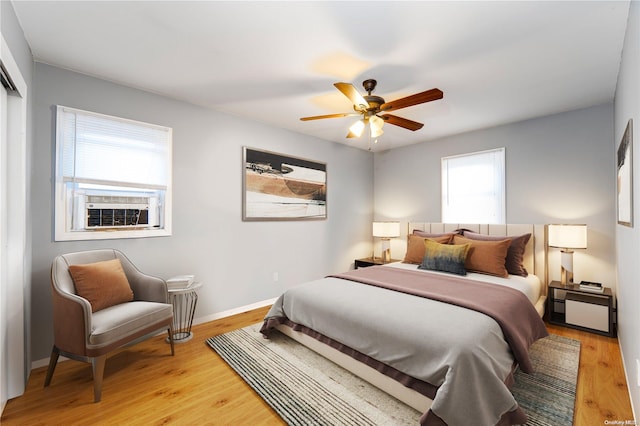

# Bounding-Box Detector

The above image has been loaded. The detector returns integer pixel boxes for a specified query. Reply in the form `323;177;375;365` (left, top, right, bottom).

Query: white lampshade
372;221;400;238
548;224;588;249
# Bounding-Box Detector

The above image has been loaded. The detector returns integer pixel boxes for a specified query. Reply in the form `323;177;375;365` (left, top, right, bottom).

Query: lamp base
382;248;391;263
380;238;391;263
560;249;574;285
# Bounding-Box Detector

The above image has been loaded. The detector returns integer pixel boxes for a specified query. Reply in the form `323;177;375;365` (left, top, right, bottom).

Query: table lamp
372;221;400;263
548;224;587;285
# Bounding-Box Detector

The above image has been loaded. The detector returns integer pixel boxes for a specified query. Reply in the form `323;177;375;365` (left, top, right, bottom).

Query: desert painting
243;148;326;220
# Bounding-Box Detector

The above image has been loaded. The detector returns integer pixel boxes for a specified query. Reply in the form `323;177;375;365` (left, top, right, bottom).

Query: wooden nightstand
354;257;400;269
547;280;615;337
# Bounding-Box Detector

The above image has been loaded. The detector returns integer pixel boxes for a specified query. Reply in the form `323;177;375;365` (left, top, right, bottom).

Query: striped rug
511;333;580;425
206;324;579;425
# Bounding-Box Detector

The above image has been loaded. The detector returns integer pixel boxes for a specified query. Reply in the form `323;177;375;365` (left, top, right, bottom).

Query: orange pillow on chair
69;258;134;312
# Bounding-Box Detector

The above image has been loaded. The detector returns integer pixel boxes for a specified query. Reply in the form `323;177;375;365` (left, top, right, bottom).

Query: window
55;106;172;241
441;148;505;224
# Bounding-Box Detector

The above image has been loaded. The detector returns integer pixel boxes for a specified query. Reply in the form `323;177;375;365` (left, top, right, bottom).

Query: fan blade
300;113;359;121
334;83;369;111
380;88;443;112
381;114;424;131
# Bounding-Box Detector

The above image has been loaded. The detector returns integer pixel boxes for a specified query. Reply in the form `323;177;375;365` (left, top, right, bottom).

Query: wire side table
166;282;202;343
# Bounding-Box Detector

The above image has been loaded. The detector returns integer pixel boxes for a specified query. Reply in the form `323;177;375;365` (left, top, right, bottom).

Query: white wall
374;103;616;287
30;63;374;362
614;0;640;419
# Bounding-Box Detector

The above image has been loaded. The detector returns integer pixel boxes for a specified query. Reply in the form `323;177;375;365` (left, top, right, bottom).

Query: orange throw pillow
452;235;510;278
403;234;453;264
69;258;134;312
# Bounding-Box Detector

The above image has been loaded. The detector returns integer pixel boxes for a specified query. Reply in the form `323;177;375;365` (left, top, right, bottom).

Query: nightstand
547;280;615;337
355;257;400;269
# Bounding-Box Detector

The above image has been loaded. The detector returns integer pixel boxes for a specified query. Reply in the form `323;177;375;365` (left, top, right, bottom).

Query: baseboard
617;330;638;422
192;297;277;326
31;297;277;370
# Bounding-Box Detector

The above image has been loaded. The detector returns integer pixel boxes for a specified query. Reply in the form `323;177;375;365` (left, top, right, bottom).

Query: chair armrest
128;273;169;303
50;267;93;355
114;251;169;303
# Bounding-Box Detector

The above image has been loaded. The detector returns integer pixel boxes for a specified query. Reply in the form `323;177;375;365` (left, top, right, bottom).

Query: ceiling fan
300;79;443;139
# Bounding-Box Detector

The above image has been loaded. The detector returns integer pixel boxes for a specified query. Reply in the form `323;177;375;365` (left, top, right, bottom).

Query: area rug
206;324;579;425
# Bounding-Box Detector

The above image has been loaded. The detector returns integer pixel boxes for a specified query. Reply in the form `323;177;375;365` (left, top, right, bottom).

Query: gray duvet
261;266;548;426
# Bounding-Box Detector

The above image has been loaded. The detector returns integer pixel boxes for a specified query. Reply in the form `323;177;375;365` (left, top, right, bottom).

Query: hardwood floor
1;307;634;425
545;323;634;425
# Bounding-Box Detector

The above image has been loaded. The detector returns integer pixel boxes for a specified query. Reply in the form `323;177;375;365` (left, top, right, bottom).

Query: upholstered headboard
407;223;547;288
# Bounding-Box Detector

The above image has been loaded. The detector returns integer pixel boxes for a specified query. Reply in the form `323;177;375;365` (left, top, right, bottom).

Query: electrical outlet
273;272;279;282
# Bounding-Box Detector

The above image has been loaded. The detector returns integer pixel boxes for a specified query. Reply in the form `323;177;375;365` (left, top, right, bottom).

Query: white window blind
55;106;172;241
442;148;505;224
59;106;170;188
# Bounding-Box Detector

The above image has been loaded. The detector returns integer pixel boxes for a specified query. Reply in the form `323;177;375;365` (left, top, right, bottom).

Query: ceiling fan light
371;126;384;138
370;115;384;138
370;115;384;129
349;120;365;138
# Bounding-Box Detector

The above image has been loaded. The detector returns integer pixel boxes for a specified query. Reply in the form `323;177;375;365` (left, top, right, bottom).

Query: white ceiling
11;1;630;151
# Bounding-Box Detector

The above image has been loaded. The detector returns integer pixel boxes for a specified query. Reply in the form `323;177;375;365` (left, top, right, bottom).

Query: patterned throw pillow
418;238;470;275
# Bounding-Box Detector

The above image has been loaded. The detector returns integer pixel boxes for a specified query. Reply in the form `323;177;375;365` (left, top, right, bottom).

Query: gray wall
614;0;640;418
374;103;616;288
30;63;374;362
1;1;33;74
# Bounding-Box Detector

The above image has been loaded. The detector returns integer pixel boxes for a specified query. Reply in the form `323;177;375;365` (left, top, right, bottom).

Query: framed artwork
617;119;633;227
242;147;327;221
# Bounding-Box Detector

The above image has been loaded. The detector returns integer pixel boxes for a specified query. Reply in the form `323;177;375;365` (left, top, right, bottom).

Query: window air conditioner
85;195;151;229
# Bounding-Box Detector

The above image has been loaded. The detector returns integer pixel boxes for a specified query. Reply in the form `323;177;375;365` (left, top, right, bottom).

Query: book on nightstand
579;281;604;293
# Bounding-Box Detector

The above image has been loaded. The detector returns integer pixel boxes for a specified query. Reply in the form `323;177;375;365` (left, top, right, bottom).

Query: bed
261;223;549;425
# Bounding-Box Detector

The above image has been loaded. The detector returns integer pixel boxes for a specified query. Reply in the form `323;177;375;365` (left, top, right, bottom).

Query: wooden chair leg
91;355;107;402
44;345;60;387
167;325;175;356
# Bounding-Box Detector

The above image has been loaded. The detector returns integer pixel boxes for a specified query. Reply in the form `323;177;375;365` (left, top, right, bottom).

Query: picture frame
242;147;327;221
617;119;633;227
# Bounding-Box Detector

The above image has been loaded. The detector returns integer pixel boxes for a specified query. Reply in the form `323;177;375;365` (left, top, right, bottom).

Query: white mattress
384;261;542;306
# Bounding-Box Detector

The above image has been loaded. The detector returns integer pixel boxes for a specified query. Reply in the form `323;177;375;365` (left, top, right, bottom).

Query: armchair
44;249;175;402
